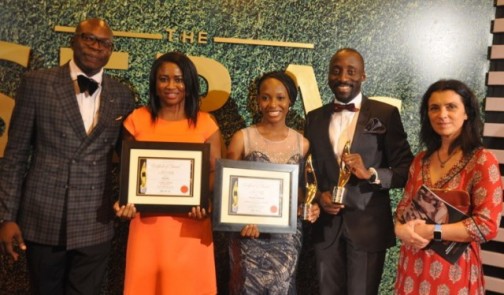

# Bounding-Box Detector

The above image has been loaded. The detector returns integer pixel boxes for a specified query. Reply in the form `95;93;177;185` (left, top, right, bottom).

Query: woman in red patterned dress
394;80;502;295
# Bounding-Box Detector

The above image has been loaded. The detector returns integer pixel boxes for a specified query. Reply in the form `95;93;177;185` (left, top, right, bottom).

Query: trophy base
302;203;312;220
332;186;345;204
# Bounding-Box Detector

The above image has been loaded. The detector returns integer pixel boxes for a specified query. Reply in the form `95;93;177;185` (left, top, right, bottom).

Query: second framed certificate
213;159;299;234
119;141;210;213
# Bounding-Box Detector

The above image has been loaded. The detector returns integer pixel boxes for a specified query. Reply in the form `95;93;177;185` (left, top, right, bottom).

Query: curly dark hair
419;79;483;159
148;51;200;126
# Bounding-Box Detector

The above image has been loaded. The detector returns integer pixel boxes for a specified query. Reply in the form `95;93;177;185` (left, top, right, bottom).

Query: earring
252;102;260;113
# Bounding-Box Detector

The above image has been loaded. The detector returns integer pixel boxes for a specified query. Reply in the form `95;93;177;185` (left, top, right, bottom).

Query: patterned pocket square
364;117;386;134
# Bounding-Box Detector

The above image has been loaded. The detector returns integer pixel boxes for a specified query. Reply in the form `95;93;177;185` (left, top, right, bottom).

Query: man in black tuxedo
0;18;135;294
305;48;413;295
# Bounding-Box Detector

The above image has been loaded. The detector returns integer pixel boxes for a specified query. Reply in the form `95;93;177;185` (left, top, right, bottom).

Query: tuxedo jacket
0;64;135;249
304;96;413;252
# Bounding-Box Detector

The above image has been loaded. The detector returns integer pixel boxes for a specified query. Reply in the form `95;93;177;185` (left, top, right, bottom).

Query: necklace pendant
436;150;453;169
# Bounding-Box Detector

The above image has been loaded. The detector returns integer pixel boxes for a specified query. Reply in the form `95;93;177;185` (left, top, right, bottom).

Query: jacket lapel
351;96;371;153
87;75;114;140
71;75;117;157
55;64;88;141
321;103;336;152
320;103;341;175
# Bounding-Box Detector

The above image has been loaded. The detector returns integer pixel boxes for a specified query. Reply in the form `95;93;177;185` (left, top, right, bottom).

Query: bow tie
334;103;358;112
77;75;99;95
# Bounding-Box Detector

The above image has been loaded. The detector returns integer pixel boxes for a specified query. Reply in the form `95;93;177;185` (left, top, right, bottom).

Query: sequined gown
229;126;304;295
394;148;502;295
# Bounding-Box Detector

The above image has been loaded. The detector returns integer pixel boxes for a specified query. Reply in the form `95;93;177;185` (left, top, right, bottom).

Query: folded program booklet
402;185;470;264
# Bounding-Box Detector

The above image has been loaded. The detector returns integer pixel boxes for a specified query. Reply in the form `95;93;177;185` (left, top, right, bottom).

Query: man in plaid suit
0;18;135;294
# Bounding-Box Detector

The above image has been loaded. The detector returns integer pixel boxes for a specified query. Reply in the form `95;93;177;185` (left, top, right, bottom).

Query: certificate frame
213;159;299;234
119;140;210;213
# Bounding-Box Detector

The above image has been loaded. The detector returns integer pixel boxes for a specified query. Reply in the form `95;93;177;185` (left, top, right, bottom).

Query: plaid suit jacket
0;64;135;249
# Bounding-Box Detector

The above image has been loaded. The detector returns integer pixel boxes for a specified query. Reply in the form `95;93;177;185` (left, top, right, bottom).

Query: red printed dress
123;106;218;295
395;148;502;295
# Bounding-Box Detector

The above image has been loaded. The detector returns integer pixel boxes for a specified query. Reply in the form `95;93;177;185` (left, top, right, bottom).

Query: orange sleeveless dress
123;107;218;295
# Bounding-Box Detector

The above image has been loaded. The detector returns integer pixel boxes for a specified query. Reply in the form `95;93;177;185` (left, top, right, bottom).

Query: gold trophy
303;154;318;220
332;141;351;204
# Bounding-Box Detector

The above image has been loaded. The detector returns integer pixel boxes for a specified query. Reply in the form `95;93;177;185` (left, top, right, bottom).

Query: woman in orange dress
394;80;502;295
114;51;221;294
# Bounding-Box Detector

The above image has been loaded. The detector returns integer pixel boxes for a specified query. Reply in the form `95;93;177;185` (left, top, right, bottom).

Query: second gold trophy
332;141;351;204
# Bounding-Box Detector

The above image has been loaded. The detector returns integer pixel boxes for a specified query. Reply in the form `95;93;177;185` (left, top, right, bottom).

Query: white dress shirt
329;93;362;163
69;59;103;135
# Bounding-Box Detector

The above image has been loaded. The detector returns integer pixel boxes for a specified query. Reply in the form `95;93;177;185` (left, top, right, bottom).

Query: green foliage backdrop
0;0;494;294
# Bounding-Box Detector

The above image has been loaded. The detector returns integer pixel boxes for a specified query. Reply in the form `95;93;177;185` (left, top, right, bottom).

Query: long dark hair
148;51;200;126
419;79;483;158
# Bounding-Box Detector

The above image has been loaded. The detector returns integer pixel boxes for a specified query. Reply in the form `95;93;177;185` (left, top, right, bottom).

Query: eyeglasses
77;33;114;49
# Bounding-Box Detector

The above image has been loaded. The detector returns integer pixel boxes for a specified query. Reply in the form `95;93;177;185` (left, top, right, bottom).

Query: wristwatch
433;224;442;241
367;167;378;183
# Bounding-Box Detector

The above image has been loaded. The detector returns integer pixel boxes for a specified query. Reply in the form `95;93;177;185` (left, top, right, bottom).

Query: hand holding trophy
332;141;351;204
303;154;318;220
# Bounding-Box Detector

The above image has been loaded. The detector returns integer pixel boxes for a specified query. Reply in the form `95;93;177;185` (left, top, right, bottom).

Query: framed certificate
213;159;299;234
119;141;210;213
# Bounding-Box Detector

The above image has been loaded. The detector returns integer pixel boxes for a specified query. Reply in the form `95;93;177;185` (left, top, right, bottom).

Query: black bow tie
77;75;99;95
334;103;358;112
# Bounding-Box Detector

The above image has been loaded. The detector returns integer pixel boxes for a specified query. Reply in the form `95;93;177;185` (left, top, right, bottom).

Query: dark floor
0;220;319;295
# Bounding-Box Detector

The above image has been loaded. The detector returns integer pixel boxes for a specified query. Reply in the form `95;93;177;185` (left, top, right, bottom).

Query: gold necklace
436;150;457;168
